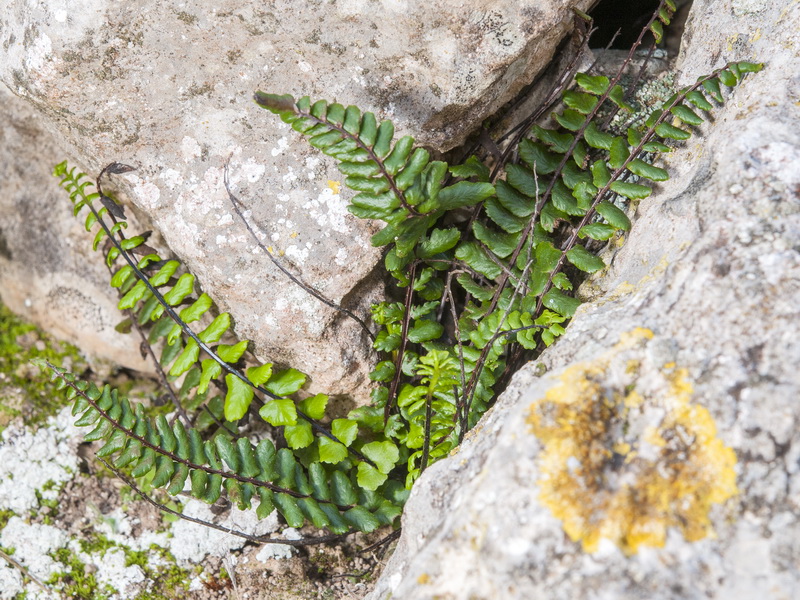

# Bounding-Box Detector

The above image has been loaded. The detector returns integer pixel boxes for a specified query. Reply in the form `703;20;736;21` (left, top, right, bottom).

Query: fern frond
253;92;494;267
53;162;379;459
46;4;763;539
36;359;405;533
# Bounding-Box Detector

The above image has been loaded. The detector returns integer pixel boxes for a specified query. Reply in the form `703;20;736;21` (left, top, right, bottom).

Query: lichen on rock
527;328;738;555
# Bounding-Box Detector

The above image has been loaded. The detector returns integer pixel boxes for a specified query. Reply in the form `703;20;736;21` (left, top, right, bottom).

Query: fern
49;161;406;534
40;0;762;540
254;54;761;483
34;362;407;532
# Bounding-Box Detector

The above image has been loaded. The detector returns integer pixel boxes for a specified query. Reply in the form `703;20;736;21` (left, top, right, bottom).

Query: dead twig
0;548;53;596
100;458;351;547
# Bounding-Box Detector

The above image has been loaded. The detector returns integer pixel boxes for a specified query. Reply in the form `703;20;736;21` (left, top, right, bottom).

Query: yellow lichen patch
527;329;738;555
327;180;341;194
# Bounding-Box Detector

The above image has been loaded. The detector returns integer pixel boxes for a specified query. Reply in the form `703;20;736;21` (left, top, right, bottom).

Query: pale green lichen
528;328;738;555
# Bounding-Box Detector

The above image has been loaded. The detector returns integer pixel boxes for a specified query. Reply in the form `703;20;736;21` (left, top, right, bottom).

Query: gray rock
368;2;800;598
0;84;150;372
0;0;592;400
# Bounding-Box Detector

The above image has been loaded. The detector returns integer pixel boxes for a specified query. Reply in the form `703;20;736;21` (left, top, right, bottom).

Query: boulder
367;1;800;598
0;84;150;372
0;0;593;399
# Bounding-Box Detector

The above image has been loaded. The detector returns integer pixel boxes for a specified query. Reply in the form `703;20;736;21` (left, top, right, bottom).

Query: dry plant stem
458;30;591;241
100;459;350;546
419;392;434;473
444;282;469;435
222;160;375;342
0;549;51;594
384;260;418;423
223;556;240;599
358;528;402;555
97;169;192;428
601;40;659;130
491;23;595;179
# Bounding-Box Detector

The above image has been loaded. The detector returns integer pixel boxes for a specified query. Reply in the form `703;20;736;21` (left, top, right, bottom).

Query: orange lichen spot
619;327;654;343
527;328;738;555
417;573;431;585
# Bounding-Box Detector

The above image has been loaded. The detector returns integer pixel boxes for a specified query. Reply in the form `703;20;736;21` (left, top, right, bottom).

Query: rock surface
0;404;364;600
0;84;150;372
367;1;800;598
0;0;592;400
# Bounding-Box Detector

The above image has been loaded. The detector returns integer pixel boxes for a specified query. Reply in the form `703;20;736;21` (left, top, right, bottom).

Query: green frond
49;24;762;540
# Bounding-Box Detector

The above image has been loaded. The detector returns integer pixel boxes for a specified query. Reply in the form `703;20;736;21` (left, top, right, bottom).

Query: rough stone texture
0;84;150;372
0;406;303;599
0;0;592;399
368;1;800;598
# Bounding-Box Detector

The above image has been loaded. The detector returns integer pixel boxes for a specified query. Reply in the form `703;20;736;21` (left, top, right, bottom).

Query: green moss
79;533;116;556
0;509;15;530
0;301;86;433
46;533;191;600
36;481;63;524
132;545;191;600
125;548;148;568
48;547;107;600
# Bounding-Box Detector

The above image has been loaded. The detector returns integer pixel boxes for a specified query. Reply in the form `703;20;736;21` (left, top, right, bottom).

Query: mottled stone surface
368;1;800;598
0;0;591;399
0;84;150;372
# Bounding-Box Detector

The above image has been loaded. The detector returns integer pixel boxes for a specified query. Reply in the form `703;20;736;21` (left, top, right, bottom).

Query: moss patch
0;301;86;432
527;328;738;555
48;547;107;600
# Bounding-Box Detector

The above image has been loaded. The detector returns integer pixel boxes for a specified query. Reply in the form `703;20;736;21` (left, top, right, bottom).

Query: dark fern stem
41;0;761;543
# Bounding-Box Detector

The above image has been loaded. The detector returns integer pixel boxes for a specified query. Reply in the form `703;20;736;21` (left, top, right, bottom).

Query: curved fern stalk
53;162;371;458
37;360;406;534
63;162;195;428
52;162;410;529
222;161;376;342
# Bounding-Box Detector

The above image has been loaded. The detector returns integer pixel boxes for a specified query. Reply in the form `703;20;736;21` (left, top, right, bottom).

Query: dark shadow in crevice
588;0;662;49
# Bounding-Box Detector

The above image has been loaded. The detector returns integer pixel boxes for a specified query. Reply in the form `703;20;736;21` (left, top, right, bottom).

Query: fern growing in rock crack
41;0;761;540
255;52;761;485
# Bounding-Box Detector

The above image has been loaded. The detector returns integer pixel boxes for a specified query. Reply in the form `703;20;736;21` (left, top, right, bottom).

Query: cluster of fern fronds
42;0;761;542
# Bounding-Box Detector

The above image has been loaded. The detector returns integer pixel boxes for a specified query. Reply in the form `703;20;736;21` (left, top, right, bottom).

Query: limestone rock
0;84;150;372
368;2;800;598
0;0;592;399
